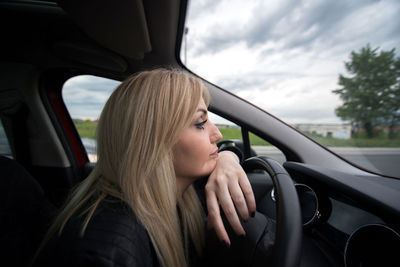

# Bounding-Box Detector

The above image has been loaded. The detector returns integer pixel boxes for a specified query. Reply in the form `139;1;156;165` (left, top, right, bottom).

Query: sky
64;75;119;119
64;0;400;125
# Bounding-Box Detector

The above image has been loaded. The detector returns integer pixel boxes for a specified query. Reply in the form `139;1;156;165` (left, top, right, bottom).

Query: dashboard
247;161;400;267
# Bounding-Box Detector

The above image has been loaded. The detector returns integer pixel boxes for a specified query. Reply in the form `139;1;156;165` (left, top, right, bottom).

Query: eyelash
195;119;207;130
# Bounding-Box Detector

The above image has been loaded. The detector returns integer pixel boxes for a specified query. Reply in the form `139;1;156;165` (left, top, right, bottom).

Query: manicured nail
222;240;230;248
251;212;255;217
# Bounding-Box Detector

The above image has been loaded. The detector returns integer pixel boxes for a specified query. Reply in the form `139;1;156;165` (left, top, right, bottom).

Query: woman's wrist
218;147;243;163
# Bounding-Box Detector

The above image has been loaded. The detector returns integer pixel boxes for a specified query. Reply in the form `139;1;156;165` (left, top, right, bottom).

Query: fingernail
222;240;230;249
240;233;246;238
251;212;255;217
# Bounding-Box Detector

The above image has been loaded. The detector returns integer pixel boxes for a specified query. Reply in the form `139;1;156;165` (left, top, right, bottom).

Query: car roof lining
0;0;182;77
57;0;151;60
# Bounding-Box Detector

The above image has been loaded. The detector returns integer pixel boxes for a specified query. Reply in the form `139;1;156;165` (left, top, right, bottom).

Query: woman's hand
205;150;256;247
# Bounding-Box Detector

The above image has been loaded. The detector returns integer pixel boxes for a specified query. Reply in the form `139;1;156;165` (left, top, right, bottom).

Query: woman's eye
195;119;207;130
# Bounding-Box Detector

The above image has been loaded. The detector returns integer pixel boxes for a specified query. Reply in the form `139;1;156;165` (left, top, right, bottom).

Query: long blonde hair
38;69;209;267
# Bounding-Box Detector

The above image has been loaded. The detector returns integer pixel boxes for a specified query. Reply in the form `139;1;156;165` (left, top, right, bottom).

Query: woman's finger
237;169;256;217
227;179;249;221
216;184;246;236
205;188;231;246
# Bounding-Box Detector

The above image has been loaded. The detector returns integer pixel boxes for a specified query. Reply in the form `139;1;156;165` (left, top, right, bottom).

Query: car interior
1;0;399;267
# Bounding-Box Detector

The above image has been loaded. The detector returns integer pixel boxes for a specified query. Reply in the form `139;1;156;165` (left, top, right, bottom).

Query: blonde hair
37;69;210;267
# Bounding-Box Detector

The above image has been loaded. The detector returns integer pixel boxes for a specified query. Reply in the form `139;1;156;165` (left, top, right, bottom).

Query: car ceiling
0;0;185;79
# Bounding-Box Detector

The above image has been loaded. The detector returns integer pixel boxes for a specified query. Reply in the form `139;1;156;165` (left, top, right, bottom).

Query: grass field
74;120;97;140
74;120;400;147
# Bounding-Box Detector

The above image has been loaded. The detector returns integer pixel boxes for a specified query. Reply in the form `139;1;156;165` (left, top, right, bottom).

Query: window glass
182;0;400;177
63;75;285;163
63;75;118;162
0;120;12;158
249;132;286;164
212;114;286;164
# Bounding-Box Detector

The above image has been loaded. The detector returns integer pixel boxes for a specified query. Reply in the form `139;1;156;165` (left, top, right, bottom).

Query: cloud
233;73;342;123
189;0;398;55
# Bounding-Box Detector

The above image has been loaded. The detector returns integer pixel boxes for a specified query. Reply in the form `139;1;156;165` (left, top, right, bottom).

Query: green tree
333;45;400;138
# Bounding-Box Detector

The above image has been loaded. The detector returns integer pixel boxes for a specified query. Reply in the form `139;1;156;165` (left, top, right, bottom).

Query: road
253;146;400;178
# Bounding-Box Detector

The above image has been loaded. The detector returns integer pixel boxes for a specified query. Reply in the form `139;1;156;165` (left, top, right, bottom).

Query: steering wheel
242;156;302;267
205;156;302;267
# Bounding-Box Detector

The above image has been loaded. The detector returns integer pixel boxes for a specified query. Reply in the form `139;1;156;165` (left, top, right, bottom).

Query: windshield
183;0;400;177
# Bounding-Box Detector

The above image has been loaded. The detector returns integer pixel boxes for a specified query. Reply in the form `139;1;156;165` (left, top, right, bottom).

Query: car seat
0;156;56;267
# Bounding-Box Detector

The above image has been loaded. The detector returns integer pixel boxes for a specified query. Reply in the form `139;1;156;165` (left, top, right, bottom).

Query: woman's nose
210;122;223;143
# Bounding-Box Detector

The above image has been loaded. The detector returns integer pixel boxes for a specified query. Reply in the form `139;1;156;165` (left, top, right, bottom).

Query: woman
34;69;255;267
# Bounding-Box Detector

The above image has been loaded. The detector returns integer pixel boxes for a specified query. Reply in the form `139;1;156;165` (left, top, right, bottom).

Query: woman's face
173;97;223;192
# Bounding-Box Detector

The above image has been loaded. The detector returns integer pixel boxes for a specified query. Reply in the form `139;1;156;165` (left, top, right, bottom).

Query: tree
333;45;400;138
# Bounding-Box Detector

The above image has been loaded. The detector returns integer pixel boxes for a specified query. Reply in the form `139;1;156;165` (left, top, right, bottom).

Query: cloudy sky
183;0;400;124
64;75;119;119
64;0;400;124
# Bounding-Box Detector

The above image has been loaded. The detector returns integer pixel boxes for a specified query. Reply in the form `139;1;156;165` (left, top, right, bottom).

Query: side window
210;113;286;164
63;75;119;162
248;131;286;164
0;120;12;158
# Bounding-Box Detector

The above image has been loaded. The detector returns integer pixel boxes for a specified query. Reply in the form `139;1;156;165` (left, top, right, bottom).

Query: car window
214;116;286;164
63;75;285;163
63;75;118;162
0;120;12;158
182;0;400;178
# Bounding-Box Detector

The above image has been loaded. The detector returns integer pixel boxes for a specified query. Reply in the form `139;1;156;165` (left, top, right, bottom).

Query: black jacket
34;200;161;267
33;149;244;267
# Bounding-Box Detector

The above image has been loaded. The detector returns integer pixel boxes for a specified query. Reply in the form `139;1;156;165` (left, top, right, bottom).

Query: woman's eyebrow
196;108;207;115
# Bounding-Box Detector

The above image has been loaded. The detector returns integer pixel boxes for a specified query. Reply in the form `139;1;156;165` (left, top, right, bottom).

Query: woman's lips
210;149;219;157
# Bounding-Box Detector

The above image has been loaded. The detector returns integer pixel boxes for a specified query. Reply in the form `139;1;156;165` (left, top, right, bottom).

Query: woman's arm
205;151;256;247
